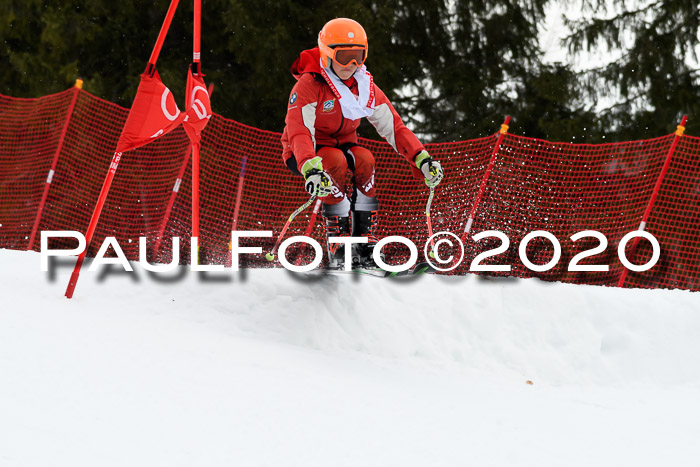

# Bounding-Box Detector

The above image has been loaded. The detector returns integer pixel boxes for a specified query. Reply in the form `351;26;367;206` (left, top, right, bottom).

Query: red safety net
0;90;75;248
1;87;699;291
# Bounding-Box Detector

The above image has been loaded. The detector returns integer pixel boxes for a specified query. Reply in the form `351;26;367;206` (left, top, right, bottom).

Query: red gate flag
182;66;212;145
116;70;186;154
65;0;187;299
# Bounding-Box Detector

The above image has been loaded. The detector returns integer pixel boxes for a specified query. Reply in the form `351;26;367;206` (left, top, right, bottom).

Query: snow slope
1;249;699;466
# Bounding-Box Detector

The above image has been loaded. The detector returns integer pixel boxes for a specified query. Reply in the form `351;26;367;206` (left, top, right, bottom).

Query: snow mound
3;249;700;467
5;250;699;386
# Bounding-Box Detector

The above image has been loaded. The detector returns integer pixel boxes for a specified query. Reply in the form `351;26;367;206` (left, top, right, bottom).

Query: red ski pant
316;145;376;207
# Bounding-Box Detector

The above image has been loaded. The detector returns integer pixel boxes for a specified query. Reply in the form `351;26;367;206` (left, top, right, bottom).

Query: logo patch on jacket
322;99;335;112
289;92;297;105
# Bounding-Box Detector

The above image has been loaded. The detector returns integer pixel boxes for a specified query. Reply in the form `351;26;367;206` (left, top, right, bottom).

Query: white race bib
320;59;375;120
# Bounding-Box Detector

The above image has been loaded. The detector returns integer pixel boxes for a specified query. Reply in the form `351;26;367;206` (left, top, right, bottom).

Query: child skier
280;17;443;269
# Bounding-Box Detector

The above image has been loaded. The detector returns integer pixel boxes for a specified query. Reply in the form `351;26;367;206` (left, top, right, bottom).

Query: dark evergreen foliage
564;0;700;138
1;0;695;142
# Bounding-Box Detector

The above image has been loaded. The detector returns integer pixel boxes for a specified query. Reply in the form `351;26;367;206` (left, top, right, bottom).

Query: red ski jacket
281;47;425;179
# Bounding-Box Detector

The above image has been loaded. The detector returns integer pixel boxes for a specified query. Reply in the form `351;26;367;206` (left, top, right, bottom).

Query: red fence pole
152;145;192;261
231;156;248;232
27;79;83;251
462;115;510;240
227;156;248;267
616;115;687;288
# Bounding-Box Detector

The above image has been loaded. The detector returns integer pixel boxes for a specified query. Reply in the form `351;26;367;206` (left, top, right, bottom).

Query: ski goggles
329;45;367;67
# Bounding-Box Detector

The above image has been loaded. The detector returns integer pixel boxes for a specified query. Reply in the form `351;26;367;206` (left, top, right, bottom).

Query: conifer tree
0;0;612;142
563;0;700;138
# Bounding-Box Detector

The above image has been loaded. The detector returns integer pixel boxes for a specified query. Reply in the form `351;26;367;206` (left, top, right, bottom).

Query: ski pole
426;186;436;259
295;198;322;266
265;195;318;261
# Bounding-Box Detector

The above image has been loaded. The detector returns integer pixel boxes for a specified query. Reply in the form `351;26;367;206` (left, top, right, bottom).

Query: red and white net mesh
1;88;698;290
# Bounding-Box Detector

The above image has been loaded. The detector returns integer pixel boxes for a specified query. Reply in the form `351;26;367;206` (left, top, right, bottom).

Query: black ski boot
324;215;350;270
351;210;384;269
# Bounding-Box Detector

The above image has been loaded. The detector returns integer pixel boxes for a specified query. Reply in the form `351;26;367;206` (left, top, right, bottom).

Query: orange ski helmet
318;18;368;69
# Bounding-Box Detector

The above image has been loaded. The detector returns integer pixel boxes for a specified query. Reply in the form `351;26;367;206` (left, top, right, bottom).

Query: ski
314;261;437;278
384;261;437;277
326;268;389;277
